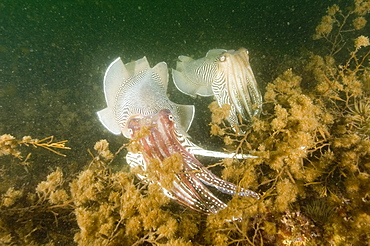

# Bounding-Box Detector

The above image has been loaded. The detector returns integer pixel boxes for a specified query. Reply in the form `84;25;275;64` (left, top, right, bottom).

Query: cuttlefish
172;48;263;129
127;109;259;214
97;56;259;213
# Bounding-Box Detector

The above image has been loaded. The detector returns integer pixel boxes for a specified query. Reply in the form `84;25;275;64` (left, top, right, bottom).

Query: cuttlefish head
213;48;263;126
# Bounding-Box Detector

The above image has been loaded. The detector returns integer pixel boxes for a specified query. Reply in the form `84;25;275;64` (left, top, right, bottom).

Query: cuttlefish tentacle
127;113;226;213
127;109;259;214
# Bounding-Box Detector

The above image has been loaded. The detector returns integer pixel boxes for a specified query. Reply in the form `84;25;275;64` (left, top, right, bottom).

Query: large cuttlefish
172;48;263;129
97;56;259;213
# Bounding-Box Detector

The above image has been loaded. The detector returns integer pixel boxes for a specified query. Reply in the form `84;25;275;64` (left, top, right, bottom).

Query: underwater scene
1;0;369;245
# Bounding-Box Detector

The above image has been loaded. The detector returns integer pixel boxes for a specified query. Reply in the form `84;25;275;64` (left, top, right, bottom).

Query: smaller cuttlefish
127;109;260;214
97;56;258;213
172;48;263;129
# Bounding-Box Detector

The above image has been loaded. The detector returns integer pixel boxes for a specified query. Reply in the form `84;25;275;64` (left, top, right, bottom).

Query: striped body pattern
173;48;263;129
97;57;194;138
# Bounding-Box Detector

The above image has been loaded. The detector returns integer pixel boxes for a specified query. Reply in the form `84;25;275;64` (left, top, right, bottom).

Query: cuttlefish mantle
97;57;195;139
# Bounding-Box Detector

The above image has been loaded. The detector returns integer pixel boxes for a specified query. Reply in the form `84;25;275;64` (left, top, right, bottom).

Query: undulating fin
125;56;150;75
178;55;193;63
103;57;127;109
172;68;215;97
172;69;197;97
172;50;226;97
174;104;195;133
97;57;128;135
152;61;169;90
174;56;192;74
205;49;227;57
97;107;121;135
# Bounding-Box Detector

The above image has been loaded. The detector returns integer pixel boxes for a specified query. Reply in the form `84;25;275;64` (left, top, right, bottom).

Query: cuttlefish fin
205;49;227;58
172;68;214;97
152;61;169;90
97;57;130;135
97;107;121;135
103;57;128;109
173;54;215;97
125;56;150;75
178;55;194;63
174;104;195;133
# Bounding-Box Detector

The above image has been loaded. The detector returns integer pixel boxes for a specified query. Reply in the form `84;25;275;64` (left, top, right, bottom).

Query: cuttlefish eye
219;55;226;62
168;114;174;122
128;128;133;136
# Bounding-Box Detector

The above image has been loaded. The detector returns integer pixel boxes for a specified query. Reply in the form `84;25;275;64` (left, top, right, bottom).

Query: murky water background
1;0;339;165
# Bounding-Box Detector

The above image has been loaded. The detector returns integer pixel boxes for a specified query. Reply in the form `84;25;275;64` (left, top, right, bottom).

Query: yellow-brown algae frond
127;139;142;154
70;169;107;206
36;167;64;200
223;135;233;145
353;16;367;30
271;104;288;131
159;238;193;246
147;152;183;191
48;189;69;205
333;133;361;148
275;179;298;212
1;187;23;207
0;134;21;158
327;4;340;16
209;101;231;124
93;139;113;160
264;69;302;104
125;215;142;237
21;135;71;157
314;15;334;39
354;0;370;16
210;123;225;136
134;125;151;139
127;126;151;154
157;217;178;238
354;35;370;49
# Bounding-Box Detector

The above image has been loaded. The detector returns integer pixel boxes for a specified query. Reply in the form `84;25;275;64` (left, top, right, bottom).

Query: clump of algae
0;136;200;245
70;139;200;246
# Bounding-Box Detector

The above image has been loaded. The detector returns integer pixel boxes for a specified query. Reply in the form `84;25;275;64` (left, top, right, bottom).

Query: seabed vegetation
1;0;369;245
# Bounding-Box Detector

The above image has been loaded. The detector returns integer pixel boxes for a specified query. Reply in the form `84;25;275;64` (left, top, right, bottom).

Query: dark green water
1;0;341;174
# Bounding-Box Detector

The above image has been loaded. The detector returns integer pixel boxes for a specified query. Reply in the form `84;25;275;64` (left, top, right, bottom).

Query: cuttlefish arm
127;109;259;214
